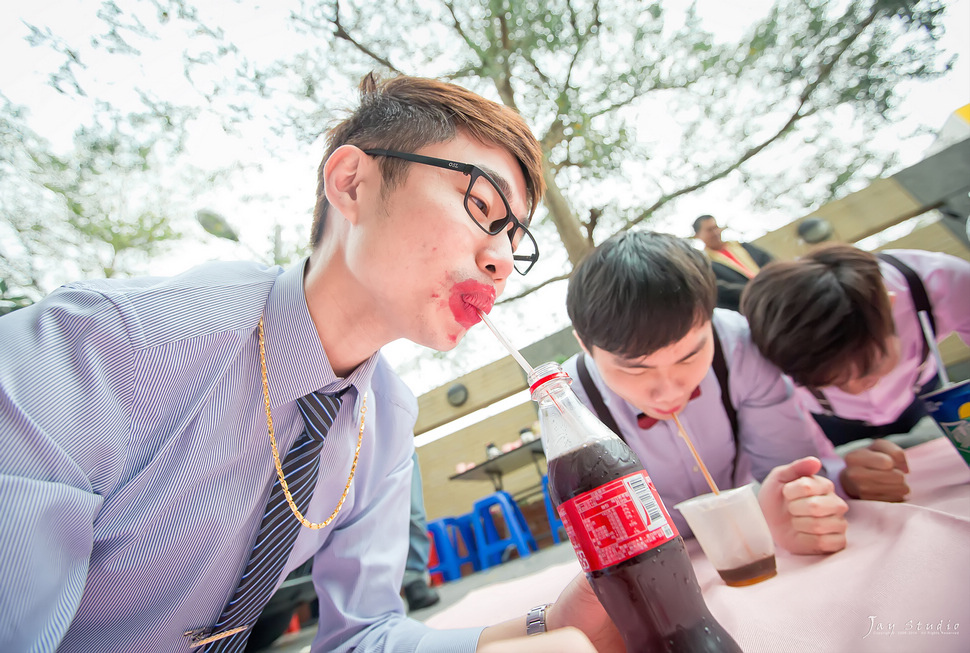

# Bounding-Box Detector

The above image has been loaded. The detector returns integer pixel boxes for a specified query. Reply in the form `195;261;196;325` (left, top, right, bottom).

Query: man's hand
759;457;849;555
840;439;910;502
546;573;625;652
475;573;624;652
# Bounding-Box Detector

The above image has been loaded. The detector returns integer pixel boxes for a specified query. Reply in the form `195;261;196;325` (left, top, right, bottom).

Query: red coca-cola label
557;471;678;572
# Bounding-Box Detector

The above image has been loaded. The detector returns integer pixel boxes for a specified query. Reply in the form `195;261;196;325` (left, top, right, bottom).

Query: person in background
402;452;441;612
0;73;621;652
693;214;773;311
563;230;848;556
741;244;970;502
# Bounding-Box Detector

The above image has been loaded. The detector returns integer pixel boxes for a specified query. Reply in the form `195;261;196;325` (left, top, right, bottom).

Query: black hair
567;231;717;358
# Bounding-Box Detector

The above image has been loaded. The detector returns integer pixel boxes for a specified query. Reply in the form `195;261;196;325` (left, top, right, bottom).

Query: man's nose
477;233;514;281
647;374;682;400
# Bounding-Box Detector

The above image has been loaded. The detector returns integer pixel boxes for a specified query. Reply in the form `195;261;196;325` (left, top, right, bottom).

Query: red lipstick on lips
449;280;495;329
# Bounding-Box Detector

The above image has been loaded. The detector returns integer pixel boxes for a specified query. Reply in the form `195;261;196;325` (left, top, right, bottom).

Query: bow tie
636;386;702;430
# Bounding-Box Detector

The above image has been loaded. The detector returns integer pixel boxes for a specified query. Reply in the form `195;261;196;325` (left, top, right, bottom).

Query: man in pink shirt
742;244;970;502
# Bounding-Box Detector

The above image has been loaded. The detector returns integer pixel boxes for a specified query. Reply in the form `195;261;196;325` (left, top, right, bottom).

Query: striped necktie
199;390;344;652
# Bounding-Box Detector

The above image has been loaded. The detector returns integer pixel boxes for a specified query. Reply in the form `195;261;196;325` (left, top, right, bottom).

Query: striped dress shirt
0;259;481;652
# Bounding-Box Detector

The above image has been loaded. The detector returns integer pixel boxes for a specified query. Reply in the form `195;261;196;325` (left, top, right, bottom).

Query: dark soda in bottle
529;362;742;653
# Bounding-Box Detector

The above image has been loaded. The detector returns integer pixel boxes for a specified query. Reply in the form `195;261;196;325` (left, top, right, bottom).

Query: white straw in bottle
476;309;534;375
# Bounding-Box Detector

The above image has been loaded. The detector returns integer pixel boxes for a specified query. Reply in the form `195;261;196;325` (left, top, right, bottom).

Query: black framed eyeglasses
363;149;539;275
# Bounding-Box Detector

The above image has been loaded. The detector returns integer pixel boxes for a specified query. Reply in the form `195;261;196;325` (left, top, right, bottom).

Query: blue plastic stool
542;475;566;544
427;516;480;582
450;513;481;573
470;491;538;569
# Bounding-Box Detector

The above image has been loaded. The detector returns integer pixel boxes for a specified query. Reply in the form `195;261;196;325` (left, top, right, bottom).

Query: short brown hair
567;231;717;358
309;73;545;246
740;244;895;387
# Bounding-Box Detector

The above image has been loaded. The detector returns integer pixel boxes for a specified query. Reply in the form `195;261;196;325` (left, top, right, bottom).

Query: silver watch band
526;603;551;636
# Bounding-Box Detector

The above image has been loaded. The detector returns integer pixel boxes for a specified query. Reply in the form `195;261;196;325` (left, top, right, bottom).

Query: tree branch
626;0;883;230
493;9;517;109
496;272;571;304
330;0;402;74
444;1;486;62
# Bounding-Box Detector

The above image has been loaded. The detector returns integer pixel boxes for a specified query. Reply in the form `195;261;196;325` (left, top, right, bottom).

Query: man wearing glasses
0;74;616;652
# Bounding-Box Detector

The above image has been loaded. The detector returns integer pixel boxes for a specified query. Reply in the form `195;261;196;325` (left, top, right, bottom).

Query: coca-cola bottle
529;362;741;653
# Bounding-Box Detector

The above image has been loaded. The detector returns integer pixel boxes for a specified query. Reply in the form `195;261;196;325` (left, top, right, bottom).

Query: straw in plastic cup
675;483;777;587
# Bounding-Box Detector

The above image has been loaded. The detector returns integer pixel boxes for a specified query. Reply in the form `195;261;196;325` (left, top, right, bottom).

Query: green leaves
0;279;34;316
5;0;955;301
196;209;239;241
1;96;187;298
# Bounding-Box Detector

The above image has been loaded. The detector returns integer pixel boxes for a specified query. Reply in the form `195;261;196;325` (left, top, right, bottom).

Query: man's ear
322;145;374;226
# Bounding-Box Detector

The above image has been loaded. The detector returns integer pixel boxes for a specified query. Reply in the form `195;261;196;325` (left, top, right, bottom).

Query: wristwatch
526;603;552;636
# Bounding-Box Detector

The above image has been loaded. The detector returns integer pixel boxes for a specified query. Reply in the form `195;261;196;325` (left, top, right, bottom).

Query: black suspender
808;387;834;414
711;326;739;441
876;252;935;361
576;353;624;440
574;324;740;464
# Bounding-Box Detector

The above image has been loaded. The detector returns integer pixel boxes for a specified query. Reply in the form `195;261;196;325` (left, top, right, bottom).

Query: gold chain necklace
258;317;366;529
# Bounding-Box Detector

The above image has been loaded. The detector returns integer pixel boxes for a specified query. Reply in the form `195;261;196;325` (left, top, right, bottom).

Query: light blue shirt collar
261;258;379;409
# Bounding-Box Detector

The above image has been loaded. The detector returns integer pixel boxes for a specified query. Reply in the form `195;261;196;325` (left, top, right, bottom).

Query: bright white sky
2;0;968;406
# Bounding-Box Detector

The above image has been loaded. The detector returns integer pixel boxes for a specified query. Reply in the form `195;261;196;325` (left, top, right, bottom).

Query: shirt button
693;466;699;472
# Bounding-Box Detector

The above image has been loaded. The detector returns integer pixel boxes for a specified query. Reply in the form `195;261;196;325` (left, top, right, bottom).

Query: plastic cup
921;379;970;467
675;483;777;587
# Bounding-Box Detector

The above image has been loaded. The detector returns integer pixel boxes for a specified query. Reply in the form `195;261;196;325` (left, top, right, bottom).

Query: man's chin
437;338;462;352
421;327;467;353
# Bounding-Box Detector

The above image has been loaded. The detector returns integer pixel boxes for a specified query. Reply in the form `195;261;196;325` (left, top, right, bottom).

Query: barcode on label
626;474;667;531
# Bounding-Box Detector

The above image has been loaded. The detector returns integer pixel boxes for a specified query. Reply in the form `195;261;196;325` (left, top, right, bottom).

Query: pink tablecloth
426;438;970;652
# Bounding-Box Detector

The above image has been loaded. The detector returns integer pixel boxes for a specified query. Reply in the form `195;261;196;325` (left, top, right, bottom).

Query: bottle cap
529;369;569;393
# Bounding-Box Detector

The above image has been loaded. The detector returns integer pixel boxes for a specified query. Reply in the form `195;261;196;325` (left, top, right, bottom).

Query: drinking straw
477;310;580;423
477;309;534;375
673;414;720;495
671;416;759;563
918;311;950;387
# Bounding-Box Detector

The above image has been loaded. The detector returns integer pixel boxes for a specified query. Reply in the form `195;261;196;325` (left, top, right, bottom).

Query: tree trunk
541;159;591;266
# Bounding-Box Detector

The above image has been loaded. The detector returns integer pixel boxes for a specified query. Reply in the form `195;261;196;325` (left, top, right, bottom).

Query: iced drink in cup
675;483;777;587
921;379;970;467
